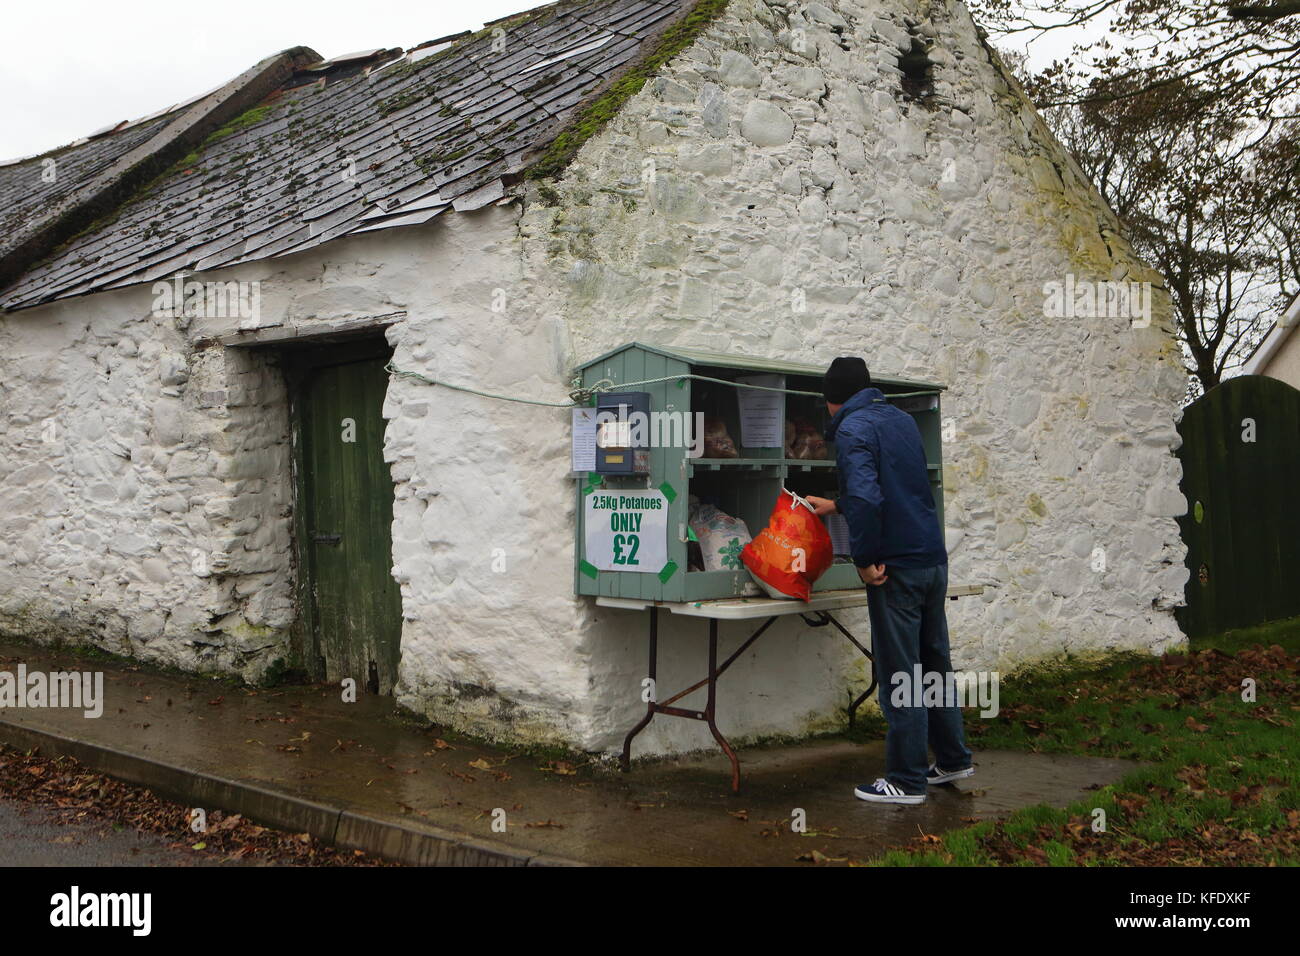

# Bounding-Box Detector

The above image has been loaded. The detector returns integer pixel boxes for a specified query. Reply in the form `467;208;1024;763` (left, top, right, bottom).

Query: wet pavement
0;641;1135;866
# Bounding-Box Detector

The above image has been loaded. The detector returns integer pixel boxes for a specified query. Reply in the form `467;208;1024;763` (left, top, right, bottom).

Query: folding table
603;584;984;792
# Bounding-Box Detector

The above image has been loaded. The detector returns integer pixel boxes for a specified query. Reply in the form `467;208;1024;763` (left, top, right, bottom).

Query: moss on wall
524;0;730;183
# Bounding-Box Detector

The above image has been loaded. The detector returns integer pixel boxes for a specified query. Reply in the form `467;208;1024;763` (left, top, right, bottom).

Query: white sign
571;407;597;473
735;374;785;448
892;394;938;413
584;490;668;573
596;419;633;449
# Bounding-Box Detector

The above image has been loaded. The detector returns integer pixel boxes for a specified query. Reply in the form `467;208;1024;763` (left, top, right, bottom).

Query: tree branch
1228;2;1300;22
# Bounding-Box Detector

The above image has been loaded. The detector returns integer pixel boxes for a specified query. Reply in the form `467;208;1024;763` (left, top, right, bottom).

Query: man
806;357;973;805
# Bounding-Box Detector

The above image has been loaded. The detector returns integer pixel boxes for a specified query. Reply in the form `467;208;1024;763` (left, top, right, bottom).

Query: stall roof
578;342;946;391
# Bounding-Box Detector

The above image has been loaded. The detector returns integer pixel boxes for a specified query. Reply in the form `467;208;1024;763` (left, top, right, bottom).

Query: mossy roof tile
0;0;697;312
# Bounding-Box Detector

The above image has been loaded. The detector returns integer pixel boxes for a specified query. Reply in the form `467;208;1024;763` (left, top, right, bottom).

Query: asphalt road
0;793;241;867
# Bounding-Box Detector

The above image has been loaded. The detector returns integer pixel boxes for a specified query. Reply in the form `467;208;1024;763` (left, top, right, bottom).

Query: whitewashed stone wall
0;0;1190;759
507;0;1189;753
0;214;539;689
0;289;295;678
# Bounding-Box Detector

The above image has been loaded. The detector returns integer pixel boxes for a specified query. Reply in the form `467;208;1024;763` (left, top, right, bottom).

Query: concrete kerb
0;718;583;867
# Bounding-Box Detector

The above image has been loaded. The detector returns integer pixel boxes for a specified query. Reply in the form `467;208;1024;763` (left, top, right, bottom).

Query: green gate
1177;374;1300;638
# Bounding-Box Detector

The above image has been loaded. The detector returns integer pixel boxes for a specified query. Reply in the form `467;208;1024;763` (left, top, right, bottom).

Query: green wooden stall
573;342;945;603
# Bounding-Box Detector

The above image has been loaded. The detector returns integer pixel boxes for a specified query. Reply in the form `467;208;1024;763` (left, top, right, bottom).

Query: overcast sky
0;0;533;160
0;0;1079;162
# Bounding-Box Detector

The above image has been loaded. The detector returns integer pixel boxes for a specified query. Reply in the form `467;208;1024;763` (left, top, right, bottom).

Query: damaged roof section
0;48;320;294
0;0;694;313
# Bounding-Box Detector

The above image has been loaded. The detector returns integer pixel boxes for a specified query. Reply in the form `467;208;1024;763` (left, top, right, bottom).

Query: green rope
385;362;580;407
385;362;940;407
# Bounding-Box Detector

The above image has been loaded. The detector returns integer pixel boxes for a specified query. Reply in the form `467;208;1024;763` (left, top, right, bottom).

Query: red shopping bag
741;489;834;601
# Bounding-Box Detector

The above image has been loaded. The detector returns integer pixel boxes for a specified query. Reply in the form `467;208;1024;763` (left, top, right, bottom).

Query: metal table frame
604;586;983;793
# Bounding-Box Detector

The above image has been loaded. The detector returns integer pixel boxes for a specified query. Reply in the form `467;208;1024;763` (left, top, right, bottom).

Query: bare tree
974;0;1300;391
970;1;1300;130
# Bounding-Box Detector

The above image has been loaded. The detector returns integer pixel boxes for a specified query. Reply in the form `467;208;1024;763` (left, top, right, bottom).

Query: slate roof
0;0;691;312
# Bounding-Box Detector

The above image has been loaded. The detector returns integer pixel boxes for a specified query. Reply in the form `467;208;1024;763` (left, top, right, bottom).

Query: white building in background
1240;294;1300;389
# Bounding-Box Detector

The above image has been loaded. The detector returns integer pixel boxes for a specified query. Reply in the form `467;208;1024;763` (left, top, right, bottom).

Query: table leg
620;606;658;773
703;617;741;793
619;612;774;791
809;611;877;728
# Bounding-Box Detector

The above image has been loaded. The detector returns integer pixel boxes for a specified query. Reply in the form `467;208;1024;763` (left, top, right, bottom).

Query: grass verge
873;617;1300;865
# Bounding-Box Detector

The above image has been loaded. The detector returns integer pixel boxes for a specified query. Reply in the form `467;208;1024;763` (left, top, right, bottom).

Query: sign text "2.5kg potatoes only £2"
584;491;668;573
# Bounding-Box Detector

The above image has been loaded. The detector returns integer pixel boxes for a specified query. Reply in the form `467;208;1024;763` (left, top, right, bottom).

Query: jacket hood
825;387;885;441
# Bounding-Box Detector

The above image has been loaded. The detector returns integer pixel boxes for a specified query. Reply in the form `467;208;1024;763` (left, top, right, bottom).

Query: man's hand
806;495;837;517
857;563;887;586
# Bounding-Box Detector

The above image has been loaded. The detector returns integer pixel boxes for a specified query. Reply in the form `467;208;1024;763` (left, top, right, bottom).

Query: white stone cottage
0;0;1188;757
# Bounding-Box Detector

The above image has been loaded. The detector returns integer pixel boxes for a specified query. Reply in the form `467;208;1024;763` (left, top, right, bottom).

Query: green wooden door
293;346;401;693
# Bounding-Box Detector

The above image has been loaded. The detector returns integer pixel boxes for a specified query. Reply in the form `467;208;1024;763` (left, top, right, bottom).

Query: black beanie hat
823;356;872;404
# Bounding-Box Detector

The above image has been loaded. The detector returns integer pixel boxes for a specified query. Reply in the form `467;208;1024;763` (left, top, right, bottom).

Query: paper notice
735;374;785;448
583;489;668;573
824;513;852;556
891;394;939;413
571;407;598;473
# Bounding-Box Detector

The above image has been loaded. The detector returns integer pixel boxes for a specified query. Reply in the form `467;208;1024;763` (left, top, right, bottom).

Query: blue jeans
865;563;971;794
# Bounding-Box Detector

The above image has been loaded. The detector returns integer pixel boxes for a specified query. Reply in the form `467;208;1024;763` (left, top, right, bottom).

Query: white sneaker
854;777;926;805
926;763;975;786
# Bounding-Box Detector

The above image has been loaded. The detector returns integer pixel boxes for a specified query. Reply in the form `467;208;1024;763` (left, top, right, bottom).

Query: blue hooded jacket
825;387;947;569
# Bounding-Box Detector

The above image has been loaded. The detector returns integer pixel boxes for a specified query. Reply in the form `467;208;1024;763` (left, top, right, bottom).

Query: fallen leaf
1175;766;1208;796
1228;785;1263;807
795;848;846;864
